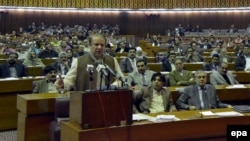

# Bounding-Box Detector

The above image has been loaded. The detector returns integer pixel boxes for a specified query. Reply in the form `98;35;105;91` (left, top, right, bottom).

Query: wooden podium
69;90;133;129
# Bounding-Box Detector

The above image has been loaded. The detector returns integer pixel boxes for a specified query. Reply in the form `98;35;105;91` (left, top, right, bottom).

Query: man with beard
38;44;58;58
210;62;239;85
127;59;155;89
176;70;232;110
119;47;138;73
0;52;27;78
203;54;220;71
33;65;58;93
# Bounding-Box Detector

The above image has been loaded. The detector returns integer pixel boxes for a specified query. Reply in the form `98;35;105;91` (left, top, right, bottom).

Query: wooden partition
0;77;44;131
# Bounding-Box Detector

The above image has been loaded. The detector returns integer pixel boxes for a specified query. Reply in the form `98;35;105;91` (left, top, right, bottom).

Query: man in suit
33;65;59;93
210;62;239;85
235;45;250;71
50;52;71;76
136;72;176;113
161;52;176;72
127;59;155;90
176;70;232;110
219;48;232;63
169;59;195;86
0;52;27;78
203;54;220;71
119;47;138;73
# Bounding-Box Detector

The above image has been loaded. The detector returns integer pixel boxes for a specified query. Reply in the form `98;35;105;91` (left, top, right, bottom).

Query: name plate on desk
69;90;133;129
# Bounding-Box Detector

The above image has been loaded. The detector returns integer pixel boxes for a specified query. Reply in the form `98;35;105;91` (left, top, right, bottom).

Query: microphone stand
106;71;111;91
99;70;104;91
88;70;94;91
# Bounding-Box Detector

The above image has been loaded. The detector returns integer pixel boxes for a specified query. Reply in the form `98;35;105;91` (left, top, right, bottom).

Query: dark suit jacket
161;58;172;72
115;46;130;53
200;44;212;49
235;55;246;71
203;63;218;71
0;63;27;78
176;84;228;110
119;57;138;73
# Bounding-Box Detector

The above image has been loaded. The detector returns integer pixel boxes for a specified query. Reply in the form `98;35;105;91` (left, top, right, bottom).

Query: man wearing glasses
210;62;239;85
176;70;232;110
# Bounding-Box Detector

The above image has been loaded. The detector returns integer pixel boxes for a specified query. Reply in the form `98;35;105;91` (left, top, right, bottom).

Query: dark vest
76;54;115;91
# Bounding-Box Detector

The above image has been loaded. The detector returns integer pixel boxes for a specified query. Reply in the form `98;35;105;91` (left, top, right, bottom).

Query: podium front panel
70;90;133;129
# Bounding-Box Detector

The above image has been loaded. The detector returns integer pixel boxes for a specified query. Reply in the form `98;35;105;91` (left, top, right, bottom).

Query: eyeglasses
197;76;206;78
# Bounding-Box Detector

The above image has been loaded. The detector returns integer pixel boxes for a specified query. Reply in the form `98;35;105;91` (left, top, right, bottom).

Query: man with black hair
138;72;176;113
161;52;176;72
203;54;220;71
33;65;58;93
0;52;27;78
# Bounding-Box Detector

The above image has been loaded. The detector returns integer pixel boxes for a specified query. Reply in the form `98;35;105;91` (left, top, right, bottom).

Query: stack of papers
226;84;246;89
200;111;217;116
215;111;243;117
150;115;180;123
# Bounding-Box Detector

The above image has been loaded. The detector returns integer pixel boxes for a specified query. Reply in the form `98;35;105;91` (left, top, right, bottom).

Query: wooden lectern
69;90;133;129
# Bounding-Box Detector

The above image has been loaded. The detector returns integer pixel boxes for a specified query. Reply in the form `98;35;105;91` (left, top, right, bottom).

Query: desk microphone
86;64;94;73
96;64;108;76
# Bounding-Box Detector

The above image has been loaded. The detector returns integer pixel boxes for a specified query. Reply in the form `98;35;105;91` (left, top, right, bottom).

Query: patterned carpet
0;130;17;141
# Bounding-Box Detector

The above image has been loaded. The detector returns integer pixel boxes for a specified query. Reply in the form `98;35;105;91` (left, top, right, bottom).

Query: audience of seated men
115;41;130;53
0;52;27;78
203;54;220;71
210;62;239;85
50;52;71;76
127;59;155;90
33;65;59;93
23;49;45;67
38;44;58;58
135;72;177;113
176;70;232;110
235;45;250;71
169;59;195;86
161;52;176;72
119;47;138;73
200;39;212;50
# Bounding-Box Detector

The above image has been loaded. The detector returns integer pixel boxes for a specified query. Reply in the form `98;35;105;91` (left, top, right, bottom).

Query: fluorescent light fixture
0;6;250;13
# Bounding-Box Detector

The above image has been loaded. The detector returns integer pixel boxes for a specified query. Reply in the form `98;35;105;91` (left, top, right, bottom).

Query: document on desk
132;113;155;121
200;111;217;116
150;115;180;123
215;111;243;117
226;84;246;89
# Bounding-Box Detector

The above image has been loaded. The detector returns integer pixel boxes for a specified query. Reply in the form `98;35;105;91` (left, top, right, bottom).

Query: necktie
142;74;147;86
199;86;206;109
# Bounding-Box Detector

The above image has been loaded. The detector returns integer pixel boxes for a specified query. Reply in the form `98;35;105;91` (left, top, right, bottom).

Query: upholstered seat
49;97;70;141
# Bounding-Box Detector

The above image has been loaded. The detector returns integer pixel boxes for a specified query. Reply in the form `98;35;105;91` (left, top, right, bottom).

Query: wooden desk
17;93;65;141
27;66;44;76
61;108;250;141
41;58;57;66
204;56;237;63
0;77;44;131
16;86;250;141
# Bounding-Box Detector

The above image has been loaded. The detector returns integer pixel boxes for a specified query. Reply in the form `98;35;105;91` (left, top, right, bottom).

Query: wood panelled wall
0;10;249;35
1;10;250;35
0;0;250;8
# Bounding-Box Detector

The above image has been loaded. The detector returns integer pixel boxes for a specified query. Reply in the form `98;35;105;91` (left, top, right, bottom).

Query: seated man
0;52;27;78
183;47;203;63
127;59;155;90
119;47;138;73
135;72;176;113
161;52;176;72
176;70;232;110
235;45;250;71
33;65;59;93
169;59;195;86
210;62;239;85
203;54;220;71
50;52;71;76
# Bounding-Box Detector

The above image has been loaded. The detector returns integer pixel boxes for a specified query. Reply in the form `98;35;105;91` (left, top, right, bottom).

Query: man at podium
56;33;124;91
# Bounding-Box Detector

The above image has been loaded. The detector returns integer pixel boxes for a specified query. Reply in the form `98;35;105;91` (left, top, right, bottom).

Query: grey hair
58;52;67;57
194;70;206;78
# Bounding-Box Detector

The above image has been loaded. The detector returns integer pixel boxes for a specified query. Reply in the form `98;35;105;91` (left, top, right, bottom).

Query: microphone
96;64;108;76
86;64;94;73
104;64;116;76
